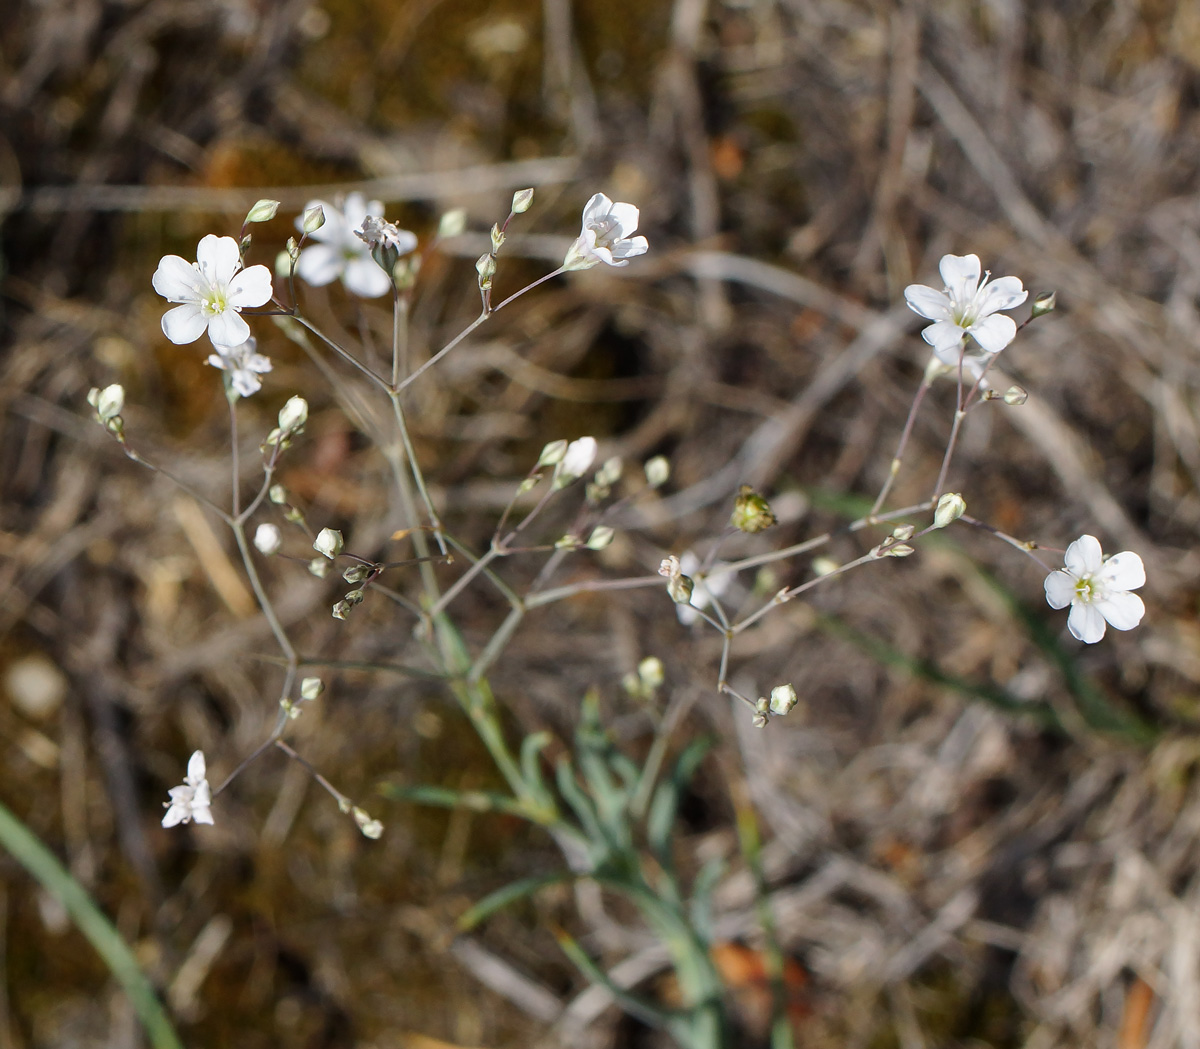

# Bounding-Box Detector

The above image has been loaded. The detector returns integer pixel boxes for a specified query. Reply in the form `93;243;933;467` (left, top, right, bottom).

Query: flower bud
552;436;598;489
769;683;798;716
246;199;281;224
667;572;694;606
302;204;326;234
88;384;125;423
490;223;505;254
511;188;535;214
475;253;496;289
586;526;615;550
438;208;467;238
812;557;839;577
1003;385;1028;406
1031;291;1056;318
278;395;308;433
638;656;664;691
308;557;330;578
885;543;914;557
644;456;670;489
554;533;582;550
933;492;966;529
269;484;288;504
752;713;769;728
300;677;324;701
353;807;383;839
537;439;568;467
731;485;777;534
343;564;370;583
254;523;282;555
892;524;915;541
313;527;344;559
594;457;623;488
276;249;294;276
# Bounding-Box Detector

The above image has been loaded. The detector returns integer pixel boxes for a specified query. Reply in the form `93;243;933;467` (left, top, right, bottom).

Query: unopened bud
253;523;282;555
731;485;777;534
769;683;798;716
269;484;288;504
246;199;281;224
1003;385;1028;406
438;208;467;238
300;677;324;701
594;457;623;488
812;557;839;577
353;807;383;839
490;223;505;254
302;205;325;234
276;249;294;276
343;564;370;583
88;384;125;423
475;253;496;288
586;526;615;550
554;533;582;550
278;395;308;433
552;437;597;489
638;657;664;691
537;439;568;467
313;527;344;559
644;456;670;489
1030;291;1056;318
667;573;694;606
885;543;915;557
892;524;915;541
511;188;535;214
308;557;330;578
933;492;966;529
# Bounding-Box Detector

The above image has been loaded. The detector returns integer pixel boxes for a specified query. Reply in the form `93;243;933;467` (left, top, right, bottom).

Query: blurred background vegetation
4;0;1200;1046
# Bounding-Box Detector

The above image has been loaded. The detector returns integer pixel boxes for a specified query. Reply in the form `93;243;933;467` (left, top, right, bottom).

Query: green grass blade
0;800;184;1049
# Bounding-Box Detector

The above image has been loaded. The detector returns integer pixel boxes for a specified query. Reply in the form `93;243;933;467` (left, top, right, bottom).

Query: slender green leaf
457;872;574;931
379;783;545;821
647;738;713;862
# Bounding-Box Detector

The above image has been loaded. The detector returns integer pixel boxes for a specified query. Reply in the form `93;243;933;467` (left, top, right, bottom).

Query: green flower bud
731;485;777;534
246;199;281;223
644;456;670;489
1031;291;1056;318
511;188;534;214
933;492;966;529
302;204;325;234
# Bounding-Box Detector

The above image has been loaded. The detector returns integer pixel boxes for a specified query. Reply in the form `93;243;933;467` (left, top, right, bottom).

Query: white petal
1095;591;1145;631
968;313;1017;354
589;245;621;266
609;235;648;260
187;750;207;783
195;235;242;284
1067;601;1107;643
939;253;981;301
704;565;732;598
246;353;273;374
607;202;640;238
190;805;215;825
162;804;187;828
231;371;263;397
581;192;612;228
1044;570;1076;609
295;244;343;286
227;264;273;308
975;275;1027;315
207;310;250;347
1095;551;1145;592
922;319;967;353
1064;535;1103;577
152;255;203;301
161;303;208;344
206;353;227;371
904;284;953;321
343;256;392;297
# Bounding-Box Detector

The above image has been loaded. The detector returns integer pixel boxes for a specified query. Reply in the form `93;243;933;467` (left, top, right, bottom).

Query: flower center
1074;577;1095;602
588;216;618;246
201;288;229;316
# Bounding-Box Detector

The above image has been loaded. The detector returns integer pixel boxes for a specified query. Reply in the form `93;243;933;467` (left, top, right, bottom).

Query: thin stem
490;266;566;313
732;549;882;636
468;604;526;683
524;574;662;610
427;546;499;619
960;514;1055;571
274;739;353;810
230;522;296;662
229;396;241;518
871;377;931;517
391;289;409;388
122;446;232;523
394;311;489;394
389;393;447;555
294;315;391;393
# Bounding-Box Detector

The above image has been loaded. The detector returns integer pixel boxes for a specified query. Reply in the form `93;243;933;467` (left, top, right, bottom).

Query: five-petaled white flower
295;193;394;298
563;193;649;271
162;750;214;828
676;551;733;626
153;235;273;347
1043;534;1145;644
206;336;272;398
904;254;1027;368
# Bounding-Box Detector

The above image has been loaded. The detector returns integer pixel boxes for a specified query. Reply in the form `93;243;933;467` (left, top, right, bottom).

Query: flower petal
1095;551;1145;592
343;256;392;297
607;202;640;238
975;275;1027;315
1064;535;1103;577
581;193;612;228
1095;590;1145;631
1044;570;1076;609
227;264;273;308
161;303;208;344
187;750;207;783
939;253;981;302
207;309;250;347
295;243;343;286
162;804;187;828
190;806;215;826
968;313;1017;353
1067;600;1107;643
152;255;203;301
609;235;648;260
195;235;242;285
904;284;953;321
922;319;967;353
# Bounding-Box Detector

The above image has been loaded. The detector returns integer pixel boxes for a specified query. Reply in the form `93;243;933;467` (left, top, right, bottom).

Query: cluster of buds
280;675;325;720
871;524;916;559
587;457;623;503
622;656;665;701
752;684;799;728
88;384;126;441
476;187;534;299
263;396;309;451
338;797;383;839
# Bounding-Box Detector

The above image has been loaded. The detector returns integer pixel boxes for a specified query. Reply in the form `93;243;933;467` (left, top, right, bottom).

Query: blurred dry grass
4;0;1200;1046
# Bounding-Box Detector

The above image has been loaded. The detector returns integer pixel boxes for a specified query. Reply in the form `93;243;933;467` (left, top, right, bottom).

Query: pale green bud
1003;385;1028;406
667;572;694;606
511;188;534;213
1031;291;1056;318
933;492;966;529
343;564;370;583
731;485;777;534
302;204;325;234
300;677;324;701
475;253;496;288
246;198;281;224
537;439;568;467
638;656;664;691
554;533;582;550
490;223;505;253
811;557;839;577
438;208;467;238
308;557;330;578
278;395;308;433
269;484;288;504
586;526;615;550
276;249;293;276
769;683;798;716
88;384;124;423
353;807;383;839
892;524;915;541
313;527;344;559
594;457;623;488
644;456;670;489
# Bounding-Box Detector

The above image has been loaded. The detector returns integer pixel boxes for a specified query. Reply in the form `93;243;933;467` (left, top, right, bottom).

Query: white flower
562;193;649;271
254;523;282;555
206;336;272;397
676;551;732;625
1044;534;1146;644
904;254;1027;365
294;193;393;297
153;235;273;347
553;437;598;489
162;750;214;828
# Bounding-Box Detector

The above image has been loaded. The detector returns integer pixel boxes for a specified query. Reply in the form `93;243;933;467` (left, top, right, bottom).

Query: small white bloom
313;527;344;559
153;235;273;347
553;437;598;489
162;750;214;828
1044;534;1146;644
295;193;393;297
254;523;282;555
206;336;272;397
563;193;649;271
87;384;125;422
676;551;732;625
356;215;418;258
904;254;1027;366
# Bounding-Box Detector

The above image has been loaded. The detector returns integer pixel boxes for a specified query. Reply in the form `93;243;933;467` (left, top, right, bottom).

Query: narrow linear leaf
457;872;574;932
